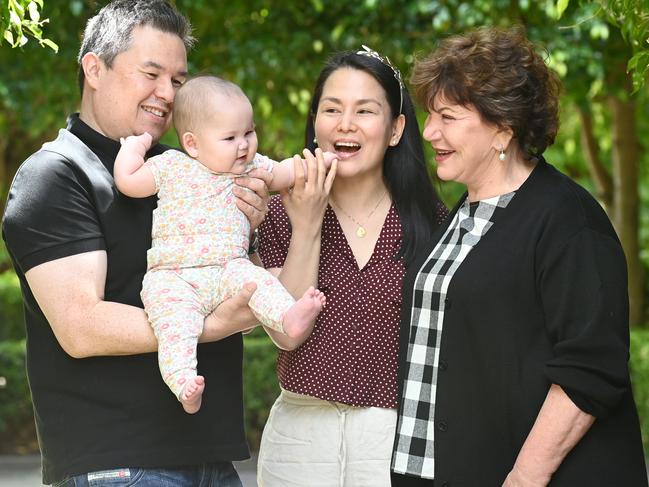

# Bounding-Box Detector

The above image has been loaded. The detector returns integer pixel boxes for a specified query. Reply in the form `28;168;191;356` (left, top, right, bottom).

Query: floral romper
140;149;294;398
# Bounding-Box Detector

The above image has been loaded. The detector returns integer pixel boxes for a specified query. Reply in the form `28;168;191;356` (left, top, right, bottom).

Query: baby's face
193;94;258;174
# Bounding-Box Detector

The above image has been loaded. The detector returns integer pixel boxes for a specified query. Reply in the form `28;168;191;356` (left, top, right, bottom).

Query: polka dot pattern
259;195;446;408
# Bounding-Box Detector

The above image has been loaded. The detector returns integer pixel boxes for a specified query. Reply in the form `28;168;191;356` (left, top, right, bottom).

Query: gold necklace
331;191;388;238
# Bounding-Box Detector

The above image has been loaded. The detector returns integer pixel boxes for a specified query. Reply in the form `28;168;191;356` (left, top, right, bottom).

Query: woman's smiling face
422;94;504;187
314;67;399;181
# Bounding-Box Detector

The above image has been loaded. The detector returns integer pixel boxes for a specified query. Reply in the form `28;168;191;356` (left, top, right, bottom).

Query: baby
114;75;333;413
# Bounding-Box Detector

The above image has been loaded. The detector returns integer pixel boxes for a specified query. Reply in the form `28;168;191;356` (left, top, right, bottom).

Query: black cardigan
395;159;647;486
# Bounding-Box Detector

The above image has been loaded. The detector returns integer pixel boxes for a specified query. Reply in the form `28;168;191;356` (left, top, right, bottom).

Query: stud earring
499;148;506;161
313;136;318;146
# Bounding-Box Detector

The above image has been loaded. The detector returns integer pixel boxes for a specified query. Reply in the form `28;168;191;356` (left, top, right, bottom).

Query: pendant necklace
331;190;388;238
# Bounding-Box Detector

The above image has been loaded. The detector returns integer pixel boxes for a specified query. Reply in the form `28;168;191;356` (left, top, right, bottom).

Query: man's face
88;25;188;142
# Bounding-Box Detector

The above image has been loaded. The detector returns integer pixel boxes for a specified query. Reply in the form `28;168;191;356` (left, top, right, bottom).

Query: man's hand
202;282;260;340
233;169;272;230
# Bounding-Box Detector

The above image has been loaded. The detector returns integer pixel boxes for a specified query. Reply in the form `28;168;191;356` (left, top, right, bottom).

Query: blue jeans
52;462;243;487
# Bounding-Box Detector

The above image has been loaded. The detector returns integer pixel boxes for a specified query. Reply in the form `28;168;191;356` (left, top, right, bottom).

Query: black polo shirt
2;114;248;484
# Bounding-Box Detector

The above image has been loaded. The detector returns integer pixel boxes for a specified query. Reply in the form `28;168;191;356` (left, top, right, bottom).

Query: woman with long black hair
254;47;447;487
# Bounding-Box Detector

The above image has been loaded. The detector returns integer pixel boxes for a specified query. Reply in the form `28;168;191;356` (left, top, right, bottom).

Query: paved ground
0;454;258;487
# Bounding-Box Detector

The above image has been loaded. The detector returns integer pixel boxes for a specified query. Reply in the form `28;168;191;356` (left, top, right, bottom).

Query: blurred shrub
243;330;280;450
0;269;25;341
0;264;35;453
0;339;37;454
631;328;649;453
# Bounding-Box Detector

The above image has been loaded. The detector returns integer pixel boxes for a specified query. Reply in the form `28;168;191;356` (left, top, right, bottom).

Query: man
2;1;269;485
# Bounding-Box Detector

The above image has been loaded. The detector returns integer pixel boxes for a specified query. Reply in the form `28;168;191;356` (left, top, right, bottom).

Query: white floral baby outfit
140;149;294;398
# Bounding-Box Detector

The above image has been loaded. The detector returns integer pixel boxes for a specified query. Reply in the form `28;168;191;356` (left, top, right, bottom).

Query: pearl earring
499;148;506;161
313;136;318;146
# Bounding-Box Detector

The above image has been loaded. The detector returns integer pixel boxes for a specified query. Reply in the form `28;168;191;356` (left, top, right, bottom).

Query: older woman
255;47;447;486
391;27;647;486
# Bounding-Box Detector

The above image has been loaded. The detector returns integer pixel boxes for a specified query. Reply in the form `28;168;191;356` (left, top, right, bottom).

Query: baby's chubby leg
142;269;208;414
282;286;326;338
219;259;326;337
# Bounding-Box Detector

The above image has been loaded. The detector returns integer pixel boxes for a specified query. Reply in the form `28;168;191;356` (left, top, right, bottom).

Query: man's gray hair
77;0;194;94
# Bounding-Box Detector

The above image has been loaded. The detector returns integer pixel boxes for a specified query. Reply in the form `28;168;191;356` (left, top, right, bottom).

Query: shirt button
437;420;447;432
444;297;452;310
439;360;448;371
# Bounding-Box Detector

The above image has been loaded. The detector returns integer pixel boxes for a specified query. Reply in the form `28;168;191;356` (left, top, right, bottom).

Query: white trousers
257;389;397;487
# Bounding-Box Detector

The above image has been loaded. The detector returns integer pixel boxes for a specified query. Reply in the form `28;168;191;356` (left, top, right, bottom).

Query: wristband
248;229;260;255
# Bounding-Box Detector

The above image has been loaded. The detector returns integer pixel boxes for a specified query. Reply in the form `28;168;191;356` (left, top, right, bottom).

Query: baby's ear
182;131;199;158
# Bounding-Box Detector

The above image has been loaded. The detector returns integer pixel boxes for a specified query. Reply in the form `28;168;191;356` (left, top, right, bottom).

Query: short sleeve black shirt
2;115;248;484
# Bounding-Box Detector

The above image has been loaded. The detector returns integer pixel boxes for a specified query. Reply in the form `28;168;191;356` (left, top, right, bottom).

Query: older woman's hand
233;169;273;230
502;467;549;487
282;148;337;238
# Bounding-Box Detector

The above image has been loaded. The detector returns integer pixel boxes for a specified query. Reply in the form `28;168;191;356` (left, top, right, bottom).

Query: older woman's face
314;67;399;181
422;94;503;187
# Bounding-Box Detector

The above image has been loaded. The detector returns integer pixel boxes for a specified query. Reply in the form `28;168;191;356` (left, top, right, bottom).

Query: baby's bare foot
282;286;326;338
180;375;205;414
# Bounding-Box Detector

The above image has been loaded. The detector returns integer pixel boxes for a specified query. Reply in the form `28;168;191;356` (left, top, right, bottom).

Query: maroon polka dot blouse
258;195;447;408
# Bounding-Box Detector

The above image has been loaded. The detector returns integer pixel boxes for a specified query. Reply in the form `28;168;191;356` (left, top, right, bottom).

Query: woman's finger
293;154;306;189
303;148;318;189
314;147;328;188
324;158;338;193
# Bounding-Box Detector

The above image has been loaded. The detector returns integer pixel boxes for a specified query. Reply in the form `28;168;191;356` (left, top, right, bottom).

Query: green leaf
9;10;22;27
28;2;40;22
3;30;14;46
556;0;570;19
40;38;58;53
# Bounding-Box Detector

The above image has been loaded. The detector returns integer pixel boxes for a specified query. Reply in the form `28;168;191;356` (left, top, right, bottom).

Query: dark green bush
630;328;649;452
0;339;37;454
0;270;25;341
243;329;280;450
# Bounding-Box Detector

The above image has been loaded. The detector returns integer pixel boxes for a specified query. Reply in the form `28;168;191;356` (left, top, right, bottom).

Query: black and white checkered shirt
392;192;515;478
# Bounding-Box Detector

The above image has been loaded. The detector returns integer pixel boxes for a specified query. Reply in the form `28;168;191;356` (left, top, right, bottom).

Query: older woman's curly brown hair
410;26;561;158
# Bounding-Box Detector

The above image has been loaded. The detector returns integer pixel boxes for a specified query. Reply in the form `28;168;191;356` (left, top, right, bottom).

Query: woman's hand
502;467;549;487
281;148;337;238
234;169;273;231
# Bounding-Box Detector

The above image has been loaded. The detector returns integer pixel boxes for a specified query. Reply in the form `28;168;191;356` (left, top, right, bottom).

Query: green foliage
0;339;37;454
630;328;649;451
1;0;58;51
0;270;24;341
596;0;649;91
243;330;280;450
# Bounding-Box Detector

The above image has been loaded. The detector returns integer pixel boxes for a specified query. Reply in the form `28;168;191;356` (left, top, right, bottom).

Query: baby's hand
119;132;153;157
321;151;338;169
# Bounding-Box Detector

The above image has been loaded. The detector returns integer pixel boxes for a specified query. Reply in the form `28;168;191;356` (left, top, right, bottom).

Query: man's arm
25;251;259;357
22;166;273;358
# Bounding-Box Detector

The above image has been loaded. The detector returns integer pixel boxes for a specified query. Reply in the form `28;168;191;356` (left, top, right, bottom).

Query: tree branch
577;105;612;209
